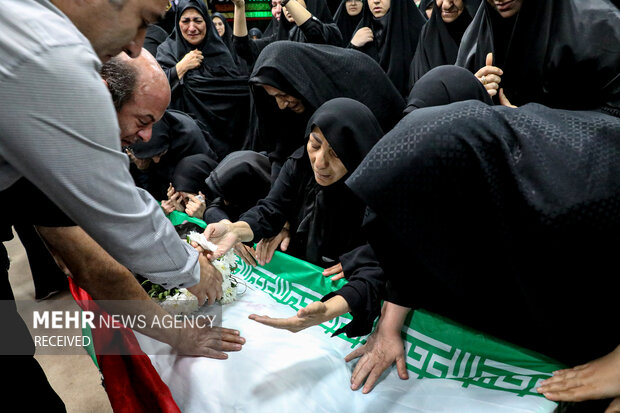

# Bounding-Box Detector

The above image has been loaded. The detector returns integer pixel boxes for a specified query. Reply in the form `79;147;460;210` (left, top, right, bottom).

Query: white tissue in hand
188;231;218;252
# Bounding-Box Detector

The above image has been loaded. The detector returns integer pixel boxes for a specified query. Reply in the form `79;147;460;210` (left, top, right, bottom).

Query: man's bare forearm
36;226;184;348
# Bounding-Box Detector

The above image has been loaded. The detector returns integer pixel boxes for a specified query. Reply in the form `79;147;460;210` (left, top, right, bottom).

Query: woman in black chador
156;0;250;160
348;0;426;97
206;99;387;338
127;109;218;200
202;151;272;225
205;98;382;268
211;12;247;73
246;41;405;180
408;0;480;89
231;0;342;68
333;0;364;45
342;2;620;411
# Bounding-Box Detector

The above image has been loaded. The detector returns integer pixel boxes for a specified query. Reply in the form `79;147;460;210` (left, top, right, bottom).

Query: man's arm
0;43;199;289
37;226;245;358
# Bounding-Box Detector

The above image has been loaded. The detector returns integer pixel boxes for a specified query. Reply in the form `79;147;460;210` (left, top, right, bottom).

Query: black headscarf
420;0;434;17
129;110;218;199
248;27;263;39
408;0;479;88
297;98;384;265
247;41;405;177
144;24;169;57
353;0;426;97
205;150;271;206
333;0;364;44
211;13;235;59
241;98;384;267
156;0;251;159
456;0;620;112
171;153;217;194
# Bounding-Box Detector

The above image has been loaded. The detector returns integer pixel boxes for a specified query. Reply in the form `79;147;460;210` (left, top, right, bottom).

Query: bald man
39;50;232;329
0;0;243;409
101;50;172;146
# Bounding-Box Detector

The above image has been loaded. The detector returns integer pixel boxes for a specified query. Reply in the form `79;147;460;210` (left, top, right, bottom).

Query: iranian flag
74;212;562;412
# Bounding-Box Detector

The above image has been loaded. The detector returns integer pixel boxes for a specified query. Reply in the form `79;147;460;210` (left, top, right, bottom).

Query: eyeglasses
346;0;363;3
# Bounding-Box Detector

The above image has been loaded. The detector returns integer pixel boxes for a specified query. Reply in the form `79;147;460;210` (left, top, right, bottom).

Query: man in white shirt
0;0;244;409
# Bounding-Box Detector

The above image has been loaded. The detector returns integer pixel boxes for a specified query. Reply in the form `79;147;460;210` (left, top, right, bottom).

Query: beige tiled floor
6;231;113;413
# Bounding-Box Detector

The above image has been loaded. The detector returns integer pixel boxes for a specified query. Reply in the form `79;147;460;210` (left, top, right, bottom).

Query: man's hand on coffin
172;324;245;359
188;255;224;305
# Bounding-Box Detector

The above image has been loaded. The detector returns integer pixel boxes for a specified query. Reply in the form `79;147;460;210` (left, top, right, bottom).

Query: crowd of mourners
2;0;620;411
136;0;620;410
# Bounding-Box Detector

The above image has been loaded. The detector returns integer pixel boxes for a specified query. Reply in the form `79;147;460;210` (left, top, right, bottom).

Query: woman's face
179;8;207;46
271;0;282;20
212;16;225;37
262;84;305;114
436;0;464;23
425;2;433;18
282;0;307;23
485;0;523;18
368;0;390;18
345;0;363;16
307;127;348;186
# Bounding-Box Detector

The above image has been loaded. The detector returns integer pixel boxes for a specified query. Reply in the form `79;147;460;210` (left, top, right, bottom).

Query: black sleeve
299;17;344;46
240;157;300;243
233;35;261;69
0;178;75;228
202;198;231;225
321;244;386;337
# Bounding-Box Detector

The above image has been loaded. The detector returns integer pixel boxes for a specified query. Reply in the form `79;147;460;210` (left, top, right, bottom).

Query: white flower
187;231;238;305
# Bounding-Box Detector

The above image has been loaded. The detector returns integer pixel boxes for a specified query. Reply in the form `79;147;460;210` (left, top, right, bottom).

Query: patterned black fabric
456;0;620;111
347;100;620;366
247;41;405;176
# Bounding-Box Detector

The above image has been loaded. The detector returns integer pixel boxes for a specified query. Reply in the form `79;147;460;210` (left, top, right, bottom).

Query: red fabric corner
69;278;181;413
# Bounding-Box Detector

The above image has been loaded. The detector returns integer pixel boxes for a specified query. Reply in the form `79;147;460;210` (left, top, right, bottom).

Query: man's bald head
101;49;171;146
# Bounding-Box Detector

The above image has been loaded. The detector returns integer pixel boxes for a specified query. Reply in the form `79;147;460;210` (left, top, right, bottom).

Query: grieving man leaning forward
0;0;244;409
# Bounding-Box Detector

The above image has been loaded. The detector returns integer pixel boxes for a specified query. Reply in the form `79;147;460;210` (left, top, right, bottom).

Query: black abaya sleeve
232;35;264;68
321;243;386;337
203;197;231;225
298;17;344;46
240;155;304;242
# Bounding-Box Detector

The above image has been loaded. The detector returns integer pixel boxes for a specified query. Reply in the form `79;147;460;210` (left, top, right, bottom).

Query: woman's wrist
175;61;186;79
229;221;254;243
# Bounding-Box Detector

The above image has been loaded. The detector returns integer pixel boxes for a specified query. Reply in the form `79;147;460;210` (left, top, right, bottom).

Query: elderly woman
349;0;426;97
206;98;382;268
156;0;250;160
207;98;387;337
